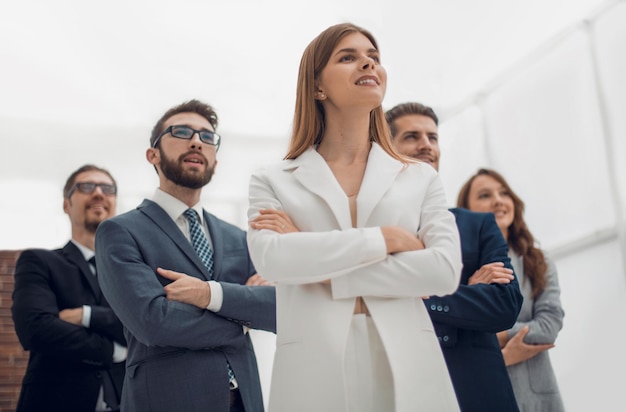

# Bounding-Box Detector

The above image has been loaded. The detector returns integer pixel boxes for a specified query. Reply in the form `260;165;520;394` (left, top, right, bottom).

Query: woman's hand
380;226;425;254
249;209;299;234
501;326;555;366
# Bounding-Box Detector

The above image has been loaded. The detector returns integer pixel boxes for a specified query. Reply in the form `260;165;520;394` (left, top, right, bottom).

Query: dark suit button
430;304;436;311
443;305;450;312
437;305;443;312
443;336;449;342
438;336;442;342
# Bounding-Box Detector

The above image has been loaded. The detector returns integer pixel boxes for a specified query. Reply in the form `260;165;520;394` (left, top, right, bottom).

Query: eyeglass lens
171;126;219;145
69;182;117;197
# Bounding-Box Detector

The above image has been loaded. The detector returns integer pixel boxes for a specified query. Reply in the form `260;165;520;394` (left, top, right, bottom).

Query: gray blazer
95;199;276;412
507;251;565;412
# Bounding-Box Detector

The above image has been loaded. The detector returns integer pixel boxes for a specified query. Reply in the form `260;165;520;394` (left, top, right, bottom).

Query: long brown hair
457;168;547;297
285;22;403;162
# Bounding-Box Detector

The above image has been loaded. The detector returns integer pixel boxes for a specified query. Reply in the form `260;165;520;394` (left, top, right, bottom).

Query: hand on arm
501;326;554;366
58;307;84;325
468;262;514;285
380;226;425;254
249;209;299;234
159;268;211;309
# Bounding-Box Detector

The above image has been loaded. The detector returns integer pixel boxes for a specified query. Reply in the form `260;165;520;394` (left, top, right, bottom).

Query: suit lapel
289;147;353;230
62;242;101;300
357;143;404;227
204;212;224;280
138;199;212;281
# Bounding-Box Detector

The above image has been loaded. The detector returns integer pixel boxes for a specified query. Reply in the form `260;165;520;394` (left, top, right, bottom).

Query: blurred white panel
202;135;289;229
0;180;69;249
550;239;626;412
438;105;489;206
593;1;626;217
483;28;614;250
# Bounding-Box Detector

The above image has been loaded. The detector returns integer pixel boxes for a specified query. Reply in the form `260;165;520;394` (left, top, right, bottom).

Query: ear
63;197;70;214
146;147;159;165
314;90;327;101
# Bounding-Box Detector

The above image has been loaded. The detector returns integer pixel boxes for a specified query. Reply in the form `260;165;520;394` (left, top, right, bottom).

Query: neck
160;181;202;207
316;111;372;163
72;231;95;251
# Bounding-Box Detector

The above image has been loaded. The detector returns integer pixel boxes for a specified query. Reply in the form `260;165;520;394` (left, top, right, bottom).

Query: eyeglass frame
66;182;117;198
152;125;221;150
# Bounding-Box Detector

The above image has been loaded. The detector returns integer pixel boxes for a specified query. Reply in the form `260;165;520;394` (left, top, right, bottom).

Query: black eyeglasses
153;125;221;149
67;182;117;198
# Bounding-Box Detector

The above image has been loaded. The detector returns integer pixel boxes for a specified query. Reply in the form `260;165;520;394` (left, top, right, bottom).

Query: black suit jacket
424;208;523;412
11;241;126;412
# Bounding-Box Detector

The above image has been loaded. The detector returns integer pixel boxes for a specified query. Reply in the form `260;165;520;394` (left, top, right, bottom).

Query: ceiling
0;0;610;137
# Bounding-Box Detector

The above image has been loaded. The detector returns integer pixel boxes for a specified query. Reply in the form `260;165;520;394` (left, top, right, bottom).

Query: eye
428;135;438;143
478;192;490;199
370;54;381;63
339;54;355;62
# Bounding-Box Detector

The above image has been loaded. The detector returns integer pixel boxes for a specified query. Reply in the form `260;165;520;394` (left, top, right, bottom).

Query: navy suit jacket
95;199;276;412
424;208;523;412
11;242;126;412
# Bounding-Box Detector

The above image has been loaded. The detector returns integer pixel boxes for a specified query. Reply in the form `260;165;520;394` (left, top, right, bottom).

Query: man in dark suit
12;164;126;412
386;102;524;412
95;99;276;412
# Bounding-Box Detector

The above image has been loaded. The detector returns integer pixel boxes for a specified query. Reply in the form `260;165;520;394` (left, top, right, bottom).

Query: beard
85;219;101;234
160;150;214;189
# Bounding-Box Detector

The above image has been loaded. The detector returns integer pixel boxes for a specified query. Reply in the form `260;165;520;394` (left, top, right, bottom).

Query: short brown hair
63;164;116;198
150;99;218;148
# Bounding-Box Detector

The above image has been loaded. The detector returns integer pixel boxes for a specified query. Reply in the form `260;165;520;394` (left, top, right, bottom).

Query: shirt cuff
206;281;223;312
82;305;91;328
112;341;128;363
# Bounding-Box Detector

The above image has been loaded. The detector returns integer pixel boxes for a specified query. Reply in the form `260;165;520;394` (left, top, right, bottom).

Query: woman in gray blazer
458;168;565;412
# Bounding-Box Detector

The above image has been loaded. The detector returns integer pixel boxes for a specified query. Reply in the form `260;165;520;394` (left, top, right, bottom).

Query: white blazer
247;143;462;412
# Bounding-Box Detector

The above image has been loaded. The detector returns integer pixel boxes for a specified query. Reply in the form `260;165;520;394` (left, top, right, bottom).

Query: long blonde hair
285;22;403;162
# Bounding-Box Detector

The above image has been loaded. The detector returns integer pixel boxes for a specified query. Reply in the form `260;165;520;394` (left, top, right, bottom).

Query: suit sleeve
218;283;276;333
96;218;247;349
424;213;523;332
89;305;126;345
11;250;114;368
247;168;462;299
509;254;564;344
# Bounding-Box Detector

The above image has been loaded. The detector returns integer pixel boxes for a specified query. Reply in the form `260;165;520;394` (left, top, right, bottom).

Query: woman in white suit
247;23;462;412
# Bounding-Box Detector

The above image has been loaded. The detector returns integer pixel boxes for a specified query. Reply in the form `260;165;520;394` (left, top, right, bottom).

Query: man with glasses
12;164;126;412
95;99;276;412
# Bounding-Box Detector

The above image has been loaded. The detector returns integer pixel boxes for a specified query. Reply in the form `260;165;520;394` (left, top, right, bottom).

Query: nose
188;131;203;150
493;193;504;205
361;56;376;70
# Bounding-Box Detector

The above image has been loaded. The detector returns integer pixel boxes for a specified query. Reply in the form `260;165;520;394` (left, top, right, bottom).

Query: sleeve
95;218;246;350
425;213;523;332
331;172;462;299
247;167;462;299
246;167;388;285
509;254;564;344
11;250;114;368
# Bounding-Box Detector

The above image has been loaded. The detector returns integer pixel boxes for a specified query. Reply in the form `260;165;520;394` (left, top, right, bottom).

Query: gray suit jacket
95;199;276;412
507;251;565;412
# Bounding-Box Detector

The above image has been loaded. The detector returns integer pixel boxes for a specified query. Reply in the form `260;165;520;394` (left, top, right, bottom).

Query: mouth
183;154;205;166
413;154;435;164
355;76;379;86
87;203;108;213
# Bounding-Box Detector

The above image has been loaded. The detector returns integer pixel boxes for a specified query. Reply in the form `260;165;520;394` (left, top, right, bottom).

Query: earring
317;91;326;100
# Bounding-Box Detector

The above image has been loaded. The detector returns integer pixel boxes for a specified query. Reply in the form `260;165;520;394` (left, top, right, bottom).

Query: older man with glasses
12;164;126;412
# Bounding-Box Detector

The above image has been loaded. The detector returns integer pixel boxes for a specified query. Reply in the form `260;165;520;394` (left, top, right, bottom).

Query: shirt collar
71;239;94;261
151;188;204;224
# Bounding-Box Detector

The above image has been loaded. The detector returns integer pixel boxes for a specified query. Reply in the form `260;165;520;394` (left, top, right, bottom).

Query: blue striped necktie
183;208;236;387
183;209;214;278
